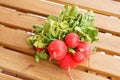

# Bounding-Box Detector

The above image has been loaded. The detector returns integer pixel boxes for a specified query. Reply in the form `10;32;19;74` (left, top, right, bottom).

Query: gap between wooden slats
0;69;33;80
0;1;120;36
0;47;109;80
0;6;120;56
48;0;120;18
0;72;21;80
0;26;120;79
113;0;120;2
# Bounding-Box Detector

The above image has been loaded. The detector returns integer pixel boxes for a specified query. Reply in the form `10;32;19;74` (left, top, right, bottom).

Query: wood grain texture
0;6;45;31
81;53;120;78
95;33;120;55
49;0;120;18
0;1;120;36
94;14;120;36
0;0;63;16
0;72;21;80
0;26;35;55
0;47;109;80
0;27;120;79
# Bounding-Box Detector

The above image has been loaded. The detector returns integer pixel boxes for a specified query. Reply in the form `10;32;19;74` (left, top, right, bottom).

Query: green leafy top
27;5;99;61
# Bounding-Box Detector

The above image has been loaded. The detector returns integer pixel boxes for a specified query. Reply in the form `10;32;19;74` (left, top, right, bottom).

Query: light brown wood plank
81;52;120;78
0;0;63;16
94;14;120;36
0;6;45;31
0;2;120;36
0;72;21;80
0;47;109;80
0;26;34;55
0;27;120;79
0;26;120;56
95;33;120;55
49;0;120;18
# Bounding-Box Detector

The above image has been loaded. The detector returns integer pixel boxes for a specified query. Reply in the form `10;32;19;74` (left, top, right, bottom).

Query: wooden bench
0;0;120;80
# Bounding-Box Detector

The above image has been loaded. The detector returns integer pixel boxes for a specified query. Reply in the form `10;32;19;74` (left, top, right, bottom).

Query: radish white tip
80;48;84;53
53;52;57;58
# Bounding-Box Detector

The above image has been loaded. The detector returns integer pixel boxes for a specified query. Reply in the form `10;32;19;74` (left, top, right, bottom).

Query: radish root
67;66;74;80
49;52;56;63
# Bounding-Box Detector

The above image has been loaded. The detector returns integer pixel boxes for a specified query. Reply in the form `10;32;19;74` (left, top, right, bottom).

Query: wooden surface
0;0;120;80
49;0;120;18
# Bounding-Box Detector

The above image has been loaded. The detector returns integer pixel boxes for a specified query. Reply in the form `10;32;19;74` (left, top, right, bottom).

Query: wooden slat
0;6;45;31
94;14;120;36
0;26;34;55
81;53;120;78
0;72;21;80
95;33;120;55
0;2;120;36
0;47;109;80
0;0;63;16
0;27;120;79
49;0;120;18
0;23;120;56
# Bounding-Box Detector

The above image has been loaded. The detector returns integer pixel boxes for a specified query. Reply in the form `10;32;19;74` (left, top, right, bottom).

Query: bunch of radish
48;32;92;80
27;5;98;80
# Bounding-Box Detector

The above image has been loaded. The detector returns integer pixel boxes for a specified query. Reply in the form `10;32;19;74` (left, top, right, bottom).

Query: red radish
36;47;44;51
77;42;92;58
58;53;71;69
48;40;67;60
58;53;82;80
73;51;85;62
58;53;78;69
65;32;80;48
58;53;75;80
